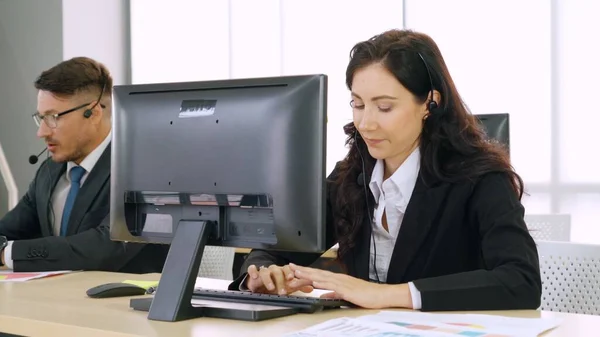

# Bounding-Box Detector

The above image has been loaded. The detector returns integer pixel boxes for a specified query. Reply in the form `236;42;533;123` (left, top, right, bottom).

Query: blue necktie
60;166;86;236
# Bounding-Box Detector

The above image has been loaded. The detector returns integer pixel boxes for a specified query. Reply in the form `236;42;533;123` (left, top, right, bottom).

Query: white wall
62;0;131;85
130;0;600;244
0;0;64;215
554;0;600;243
130;0;404;175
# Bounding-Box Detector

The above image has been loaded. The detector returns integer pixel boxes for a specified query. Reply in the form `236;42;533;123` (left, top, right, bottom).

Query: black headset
83;76;107;119
417;52;438;113
354;51;438;284
354;130;382;283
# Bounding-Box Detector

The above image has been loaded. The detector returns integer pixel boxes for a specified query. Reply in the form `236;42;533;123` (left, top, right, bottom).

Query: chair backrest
198;246;236;280
525;214;571;241
536;240;600;315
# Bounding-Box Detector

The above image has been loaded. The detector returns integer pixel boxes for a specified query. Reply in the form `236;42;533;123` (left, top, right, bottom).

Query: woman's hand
244;264;314;295
289;263;413;309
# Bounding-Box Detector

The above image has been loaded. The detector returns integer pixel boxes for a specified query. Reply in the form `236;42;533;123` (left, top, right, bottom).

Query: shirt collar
66;130;112;181
369;147;421;205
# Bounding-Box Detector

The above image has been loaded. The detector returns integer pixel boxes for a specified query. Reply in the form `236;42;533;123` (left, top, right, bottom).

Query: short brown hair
34;56;112;98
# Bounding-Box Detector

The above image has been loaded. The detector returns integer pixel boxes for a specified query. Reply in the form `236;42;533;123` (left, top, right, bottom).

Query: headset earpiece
82;76;107;119
428;100;438;112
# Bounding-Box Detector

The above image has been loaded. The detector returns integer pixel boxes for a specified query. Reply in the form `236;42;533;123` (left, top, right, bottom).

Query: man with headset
0;57;168;272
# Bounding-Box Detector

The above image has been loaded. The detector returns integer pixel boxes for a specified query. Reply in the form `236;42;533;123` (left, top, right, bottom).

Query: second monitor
474;113;510;155
110;74;328;321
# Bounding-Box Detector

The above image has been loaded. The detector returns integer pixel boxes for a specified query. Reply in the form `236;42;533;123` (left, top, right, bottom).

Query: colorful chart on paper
387;321;509;337
284;312;562;337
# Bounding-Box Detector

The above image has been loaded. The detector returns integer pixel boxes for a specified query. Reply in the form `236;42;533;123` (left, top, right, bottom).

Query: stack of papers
285;311;562;337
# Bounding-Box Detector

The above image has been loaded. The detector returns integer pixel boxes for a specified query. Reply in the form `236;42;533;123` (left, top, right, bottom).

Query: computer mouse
86;282;148;298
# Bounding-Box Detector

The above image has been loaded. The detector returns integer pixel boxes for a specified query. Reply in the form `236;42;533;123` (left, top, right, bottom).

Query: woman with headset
229;29;541;311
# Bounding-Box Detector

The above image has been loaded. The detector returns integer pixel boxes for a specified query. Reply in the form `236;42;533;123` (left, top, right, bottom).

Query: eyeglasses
34;80;108;129
32;102;106;129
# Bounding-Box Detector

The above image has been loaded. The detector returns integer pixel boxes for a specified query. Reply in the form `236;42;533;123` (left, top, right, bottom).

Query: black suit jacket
231;165;542;311
0;145;169;272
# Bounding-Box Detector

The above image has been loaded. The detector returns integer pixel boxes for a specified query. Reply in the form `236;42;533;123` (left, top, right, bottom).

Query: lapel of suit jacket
350;214;372;281
40;161;67;236
386;170;450;284
66;145;111;235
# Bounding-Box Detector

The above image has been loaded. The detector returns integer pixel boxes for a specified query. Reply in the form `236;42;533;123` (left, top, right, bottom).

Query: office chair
536;240;600;315
198;246;236;280
526;214;571;241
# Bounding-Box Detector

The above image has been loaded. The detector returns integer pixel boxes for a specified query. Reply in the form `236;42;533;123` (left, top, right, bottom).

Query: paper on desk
285;317;456;337
285;311;562;337
0;270;71;282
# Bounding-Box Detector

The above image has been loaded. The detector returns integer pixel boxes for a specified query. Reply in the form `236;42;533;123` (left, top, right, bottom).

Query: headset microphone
28;147;48;165
357;172;365;186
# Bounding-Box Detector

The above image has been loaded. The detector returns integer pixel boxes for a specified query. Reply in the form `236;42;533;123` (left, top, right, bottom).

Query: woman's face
351;62;428;170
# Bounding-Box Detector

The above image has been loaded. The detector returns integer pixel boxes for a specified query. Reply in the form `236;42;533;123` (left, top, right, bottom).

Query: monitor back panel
110;75;327;253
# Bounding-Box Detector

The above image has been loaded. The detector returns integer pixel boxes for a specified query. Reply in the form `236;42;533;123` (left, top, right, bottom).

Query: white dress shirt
4;131;112;269
368;147;423;309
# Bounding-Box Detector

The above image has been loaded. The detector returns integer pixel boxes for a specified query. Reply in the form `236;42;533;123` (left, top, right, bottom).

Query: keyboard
192;289;352;313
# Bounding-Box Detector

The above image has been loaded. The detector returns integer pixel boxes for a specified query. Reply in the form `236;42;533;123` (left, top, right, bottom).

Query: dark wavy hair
334;29;524;262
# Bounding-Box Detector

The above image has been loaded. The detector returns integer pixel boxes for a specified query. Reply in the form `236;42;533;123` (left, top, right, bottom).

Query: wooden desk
0;271;598;337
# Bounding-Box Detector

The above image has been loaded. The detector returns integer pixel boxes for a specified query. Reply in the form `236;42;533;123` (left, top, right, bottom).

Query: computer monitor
110;74;327;322
474;113;510;155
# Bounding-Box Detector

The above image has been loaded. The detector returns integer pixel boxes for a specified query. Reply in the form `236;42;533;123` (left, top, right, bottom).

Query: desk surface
0;271;597;337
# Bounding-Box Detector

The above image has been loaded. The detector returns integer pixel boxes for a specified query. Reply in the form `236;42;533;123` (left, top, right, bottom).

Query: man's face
35;90;97;164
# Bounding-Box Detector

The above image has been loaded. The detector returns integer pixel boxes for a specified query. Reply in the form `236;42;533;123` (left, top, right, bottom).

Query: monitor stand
130;220;298;322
